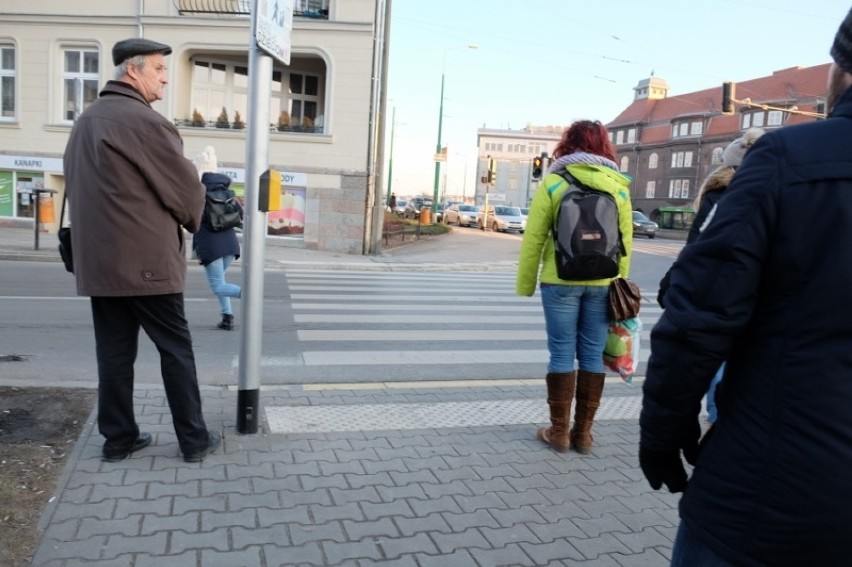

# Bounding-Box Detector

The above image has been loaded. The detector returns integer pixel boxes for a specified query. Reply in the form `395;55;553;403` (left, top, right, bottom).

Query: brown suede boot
570;370;606;454
536;371;577;452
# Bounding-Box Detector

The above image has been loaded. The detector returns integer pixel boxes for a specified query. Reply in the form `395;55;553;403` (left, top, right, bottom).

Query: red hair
552;120;616;162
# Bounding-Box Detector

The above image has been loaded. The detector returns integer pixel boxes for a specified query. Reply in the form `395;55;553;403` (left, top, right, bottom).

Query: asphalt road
0;229;682;387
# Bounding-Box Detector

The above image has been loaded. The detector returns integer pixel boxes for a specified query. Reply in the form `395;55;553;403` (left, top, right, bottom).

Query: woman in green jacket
517;120;633;453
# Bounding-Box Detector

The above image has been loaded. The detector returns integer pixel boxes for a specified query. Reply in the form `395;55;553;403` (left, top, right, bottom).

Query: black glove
639;421;701;493
639;446;688;493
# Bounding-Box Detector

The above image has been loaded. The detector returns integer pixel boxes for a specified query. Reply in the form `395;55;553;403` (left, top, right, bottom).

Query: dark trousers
91;294;210;455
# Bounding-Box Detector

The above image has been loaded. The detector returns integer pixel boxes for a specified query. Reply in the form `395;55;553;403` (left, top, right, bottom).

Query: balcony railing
176;0;251;15
174;119;323;134
176;0;329;18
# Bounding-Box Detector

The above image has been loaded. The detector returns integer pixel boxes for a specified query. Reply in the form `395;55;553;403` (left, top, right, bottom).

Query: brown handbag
608;278;641;321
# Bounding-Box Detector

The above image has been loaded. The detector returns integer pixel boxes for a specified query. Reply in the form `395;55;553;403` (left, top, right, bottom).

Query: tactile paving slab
265;395;642;433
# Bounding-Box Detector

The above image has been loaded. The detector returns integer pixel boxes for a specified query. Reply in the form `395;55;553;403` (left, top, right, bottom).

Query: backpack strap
551;169;593;193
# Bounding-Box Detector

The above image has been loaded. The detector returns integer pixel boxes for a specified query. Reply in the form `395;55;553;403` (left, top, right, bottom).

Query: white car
477;205;525;233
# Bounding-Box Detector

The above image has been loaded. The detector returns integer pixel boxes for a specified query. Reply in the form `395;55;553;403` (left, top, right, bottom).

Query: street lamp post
432;45;477;220
386;105;396;204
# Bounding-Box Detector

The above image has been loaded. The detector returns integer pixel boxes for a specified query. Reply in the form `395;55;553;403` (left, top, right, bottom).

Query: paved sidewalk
31;381;679;567
2;225;683;566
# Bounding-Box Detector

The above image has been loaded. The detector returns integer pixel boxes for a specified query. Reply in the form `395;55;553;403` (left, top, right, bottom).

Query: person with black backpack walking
516;120;634;454
192;147;243;330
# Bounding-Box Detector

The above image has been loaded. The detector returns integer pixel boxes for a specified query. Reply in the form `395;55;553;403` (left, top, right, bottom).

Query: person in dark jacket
657;128;765;423
640;9;852;566
63;38;220;463
193;171;243;330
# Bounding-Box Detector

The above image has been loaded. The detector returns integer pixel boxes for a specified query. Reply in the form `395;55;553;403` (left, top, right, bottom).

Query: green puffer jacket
516;163;633;296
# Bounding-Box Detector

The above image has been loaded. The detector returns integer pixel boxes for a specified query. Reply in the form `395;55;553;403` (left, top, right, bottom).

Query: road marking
297;329;545;341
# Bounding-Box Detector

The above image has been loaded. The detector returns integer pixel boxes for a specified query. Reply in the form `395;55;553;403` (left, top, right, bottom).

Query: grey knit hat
722;128;766;167
831;9;852;74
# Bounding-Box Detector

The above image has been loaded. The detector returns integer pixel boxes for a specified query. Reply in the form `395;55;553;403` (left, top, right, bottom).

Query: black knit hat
831;9;852;73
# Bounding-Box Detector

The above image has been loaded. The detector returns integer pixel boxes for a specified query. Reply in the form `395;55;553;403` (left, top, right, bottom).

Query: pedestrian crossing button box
258;168;281;212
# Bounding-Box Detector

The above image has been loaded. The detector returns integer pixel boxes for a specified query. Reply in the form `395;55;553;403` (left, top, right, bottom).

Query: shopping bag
603;317;641;383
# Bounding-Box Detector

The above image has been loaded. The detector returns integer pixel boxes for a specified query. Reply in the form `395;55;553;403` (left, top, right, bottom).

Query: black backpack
552;170;624;280
203;188;242;232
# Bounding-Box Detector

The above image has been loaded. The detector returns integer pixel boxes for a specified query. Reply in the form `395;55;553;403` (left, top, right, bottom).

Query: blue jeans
203;255;241;315
671;522;736;566
540;284;609;373
706;362;725;423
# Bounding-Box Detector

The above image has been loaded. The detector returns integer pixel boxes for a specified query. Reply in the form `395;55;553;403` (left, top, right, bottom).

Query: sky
383;0;848;200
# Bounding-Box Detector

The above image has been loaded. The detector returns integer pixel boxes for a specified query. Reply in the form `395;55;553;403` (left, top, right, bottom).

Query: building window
645;180;656;198
0;44;15;119
669;179;691;199
627;128;636;143
752;112;764;127
648;152;658;169
620;156;629;172
294;0;329;18
616;130;624;145
672;121;700;138
190;57;325;132
742;113;751;129
63;48;99;122
671;151;693;168
767;110;783;126
711;147;724;164
283;72;320;129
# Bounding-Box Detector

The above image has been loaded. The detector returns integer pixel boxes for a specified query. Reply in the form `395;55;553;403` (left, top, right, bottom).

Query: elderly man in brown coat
63;38;220;463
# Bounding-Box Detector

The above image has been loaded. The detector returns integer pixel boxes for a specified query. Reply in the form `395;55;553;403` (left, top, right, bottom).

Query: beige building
0;0;385;253
475;125;562;208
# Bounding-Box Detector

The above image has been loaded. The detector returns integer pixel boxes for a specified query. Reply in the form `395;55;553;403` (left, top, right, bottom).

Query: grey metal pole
367;0;392;255
237;1;273;435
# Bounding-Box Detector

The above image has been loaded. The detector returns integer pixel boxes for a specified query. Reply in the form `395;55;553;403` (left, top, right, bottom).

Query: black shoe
217;314;234;330
183;431;222;463
102;432;152;462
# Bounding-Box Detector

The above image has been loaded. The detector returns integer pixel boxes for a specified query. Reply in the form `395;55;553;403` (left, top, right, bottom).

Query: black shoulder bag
57;192;74;273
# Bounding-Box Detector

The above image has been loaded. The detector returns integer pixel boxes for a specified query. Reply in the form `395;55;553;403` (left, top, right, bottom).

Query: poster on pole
254;0;293;65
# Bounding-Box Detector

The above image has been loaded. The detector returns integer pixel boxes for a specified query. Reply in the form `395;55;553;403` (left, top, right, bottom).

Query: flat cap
112;38;172;66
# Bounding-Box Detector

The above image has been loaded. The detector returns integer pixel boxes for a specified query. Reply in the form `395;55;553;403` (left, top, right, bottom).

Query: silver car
477;205;525;233
443;204;479;227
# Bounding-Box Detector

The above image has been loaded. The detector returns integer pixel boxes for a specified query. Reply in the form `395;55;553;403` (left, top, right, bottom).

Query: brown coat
63;81;204;297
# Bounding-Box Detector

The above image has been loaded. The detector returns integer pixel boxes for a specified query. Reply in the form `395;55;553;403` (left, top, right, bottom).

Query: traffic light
532;156;543;180
487;158;497;186
721;81;735;115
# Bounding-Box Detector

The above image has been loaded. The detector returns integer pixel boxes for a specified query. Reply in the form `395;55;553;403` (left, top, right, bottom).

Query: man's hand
639;420;701;493
639;446;689;492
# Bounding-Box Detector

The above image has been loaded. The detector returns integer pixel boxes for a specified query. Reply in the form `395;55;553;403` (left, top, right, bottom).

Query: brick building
607;64;830;224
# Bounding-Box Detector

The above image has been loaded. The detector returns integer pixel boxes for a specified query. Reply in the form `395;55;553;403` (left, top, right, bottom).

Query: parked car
632;210;658;238
443;204;479;227
477;205;525;233
393;198;407;215
403;197;433;219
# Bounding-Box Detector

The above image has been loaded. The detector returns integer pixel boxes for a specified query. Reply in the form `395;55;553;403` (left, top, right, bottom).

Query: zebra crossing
262;269;662;383
261;269;664;433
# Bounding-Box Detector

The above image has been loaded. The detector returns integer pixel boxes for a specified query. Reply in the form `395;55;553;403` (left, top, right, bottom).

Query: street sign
254;0;293;65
